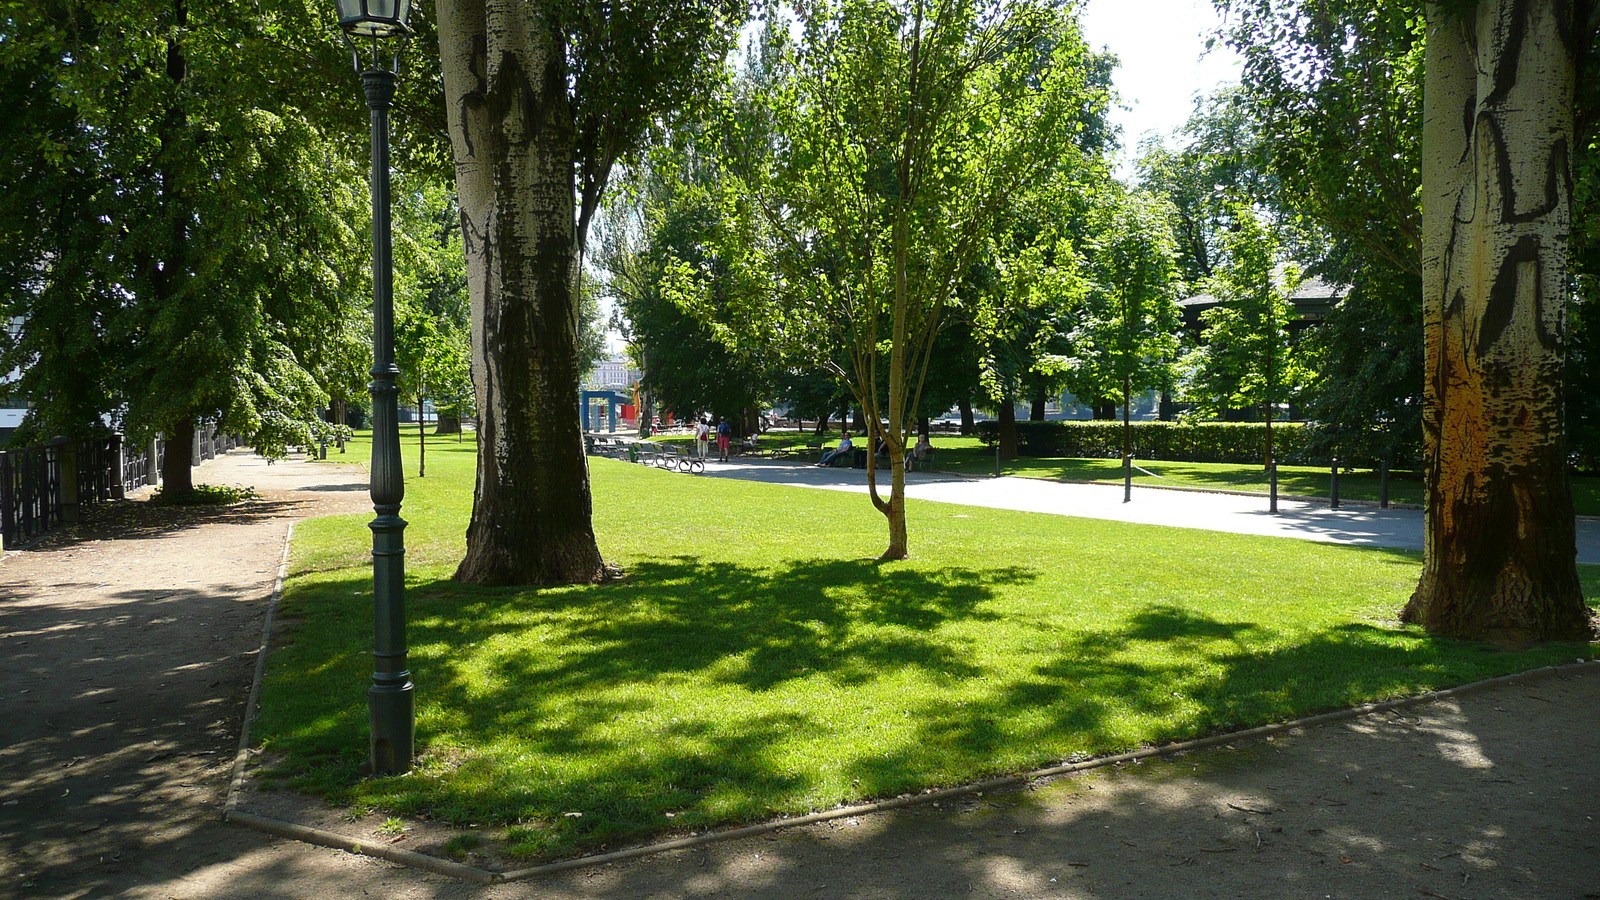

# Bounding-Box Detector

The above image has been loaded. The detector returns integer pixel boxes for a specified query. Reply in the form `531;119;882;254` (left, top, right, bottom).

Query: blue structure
580;390;626;433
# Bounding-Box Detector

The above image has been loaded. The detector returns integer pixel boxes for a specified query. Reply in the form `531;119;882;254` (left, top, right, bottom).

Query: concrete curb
223;520;293;820
222;633;1600;885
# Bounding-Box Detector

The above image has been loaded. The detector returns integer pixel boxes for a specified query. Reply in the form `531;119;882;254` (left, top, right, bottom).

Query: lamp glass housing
336;0;412;39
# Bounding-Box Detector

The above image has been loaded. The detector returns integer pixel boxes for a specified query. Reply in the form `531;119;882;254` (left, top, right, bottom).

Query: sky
1077;0;1243;178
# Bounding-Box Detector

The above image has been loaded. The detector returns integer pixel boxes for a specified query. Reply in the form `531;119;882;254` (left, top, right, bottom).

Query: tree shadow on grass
258;546;1589;863
260;556;1036;844
876;601;1585;797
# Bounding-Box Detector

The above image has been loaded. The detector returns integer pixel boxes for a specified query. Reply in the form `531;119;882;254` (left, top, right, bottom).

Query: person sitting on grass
816;433;854;467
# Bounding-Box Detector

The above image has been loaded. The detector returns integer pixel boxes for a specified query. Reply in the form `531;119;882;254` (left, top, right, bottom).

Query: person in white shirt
695;418;711;458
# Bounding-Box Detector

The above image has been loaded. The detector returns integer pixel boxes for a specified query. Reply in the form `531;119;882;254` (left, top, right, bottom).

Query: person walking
695;417;711;458
716;416;733;461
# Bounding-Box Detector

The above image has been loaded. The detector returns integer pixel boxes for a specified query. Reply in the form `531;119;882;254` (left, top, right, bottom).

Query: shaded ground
0;451;370;899
1;449;1596;899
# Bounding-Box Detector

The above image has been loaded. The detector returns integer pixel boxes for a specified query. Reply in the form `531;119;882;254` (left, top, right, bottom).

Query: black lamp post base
368;681;414;774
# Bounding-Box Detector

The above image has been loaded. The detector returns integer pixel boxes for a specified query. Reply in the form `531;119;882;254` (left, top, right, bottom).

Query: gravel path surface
2;449;1595;899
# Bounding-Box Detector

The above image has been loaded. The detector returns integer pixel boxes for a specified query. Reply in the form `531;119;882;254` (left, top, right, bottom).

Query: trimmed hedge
974;420;1316;465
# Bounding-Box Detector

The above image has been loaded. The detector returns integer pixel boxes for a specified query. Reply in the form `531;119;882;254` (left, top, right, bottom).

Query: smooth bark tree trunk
161;417;195;499
1405;1;1594;643
1029;384;1048;421
958;398;975;435
438;0;606;586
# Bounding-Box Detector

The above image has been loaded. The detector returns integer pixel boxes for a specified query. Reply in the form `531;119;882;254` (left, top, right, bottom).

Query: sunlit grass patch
254;431;1596;862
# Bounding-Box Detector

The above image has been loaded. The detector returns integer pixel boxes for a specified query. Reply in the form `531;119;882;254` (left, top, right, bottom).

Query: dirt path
2;450;1596;899
0;450;371;899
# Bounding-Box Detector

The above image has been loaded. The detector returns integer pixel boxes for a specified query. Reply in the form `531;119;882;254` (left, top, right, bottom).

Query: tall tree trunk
1405;2;1594;643
998;395;1018;460
435;411;462;435
334;399;348;450
1122;375;1132;464
958;398;974;435
417;395;427;478
438;0;605;586
1093;400;1116;421
1029;383;1048;421
161;417;195;499
877;202;912;561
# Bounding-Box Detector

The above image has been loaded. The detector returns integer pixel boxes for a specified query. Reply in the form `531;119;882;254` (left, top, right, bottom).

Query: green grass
256;431;1596;862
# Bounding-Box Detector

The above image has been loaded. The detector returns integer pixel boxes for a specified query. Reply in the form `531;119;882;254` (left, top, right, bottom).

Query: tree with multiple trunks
434;0;744;585
687;0;1106;559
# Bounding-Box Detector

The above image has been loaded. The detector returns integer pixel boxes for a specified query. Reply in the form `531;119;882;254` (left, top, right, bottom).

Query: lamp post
334;0;413;775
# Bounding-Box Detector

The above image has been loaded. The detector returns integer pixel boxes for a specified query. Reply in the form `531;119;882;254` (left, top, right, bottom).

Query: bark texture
438;0;606;586
160;417;194;498
1406;1;1595;643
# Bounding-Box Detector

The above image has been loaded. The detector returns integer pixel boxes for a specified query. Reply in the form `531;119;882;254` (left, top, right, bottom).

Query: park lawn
255;432;1597;863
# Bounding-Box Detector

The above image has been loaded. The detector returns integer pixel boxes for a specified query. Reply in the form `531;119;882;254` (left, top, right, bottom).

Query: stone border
221;519;1599;884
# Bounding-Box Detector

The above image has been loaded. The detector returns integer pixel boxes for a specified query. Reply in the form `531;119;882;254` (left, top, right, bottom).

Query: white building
587;356;640;392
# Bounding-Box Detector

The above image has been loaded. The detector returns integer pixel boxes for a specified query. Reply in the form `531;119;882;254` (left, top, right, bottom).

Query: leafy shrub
150;482;261;505
974;420;1317;464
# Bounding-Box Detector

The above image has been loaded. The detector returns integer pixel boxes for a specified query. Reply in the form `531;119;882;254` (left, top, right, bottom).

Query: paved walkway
2;449;1596;899
697;458;1600;563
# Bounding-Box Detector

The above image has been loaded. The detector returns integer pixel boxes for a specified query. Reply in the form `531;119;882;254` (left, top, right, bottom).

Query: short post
1268;460;1279;515
1329;457;1340;509
147;437;161;487
1379;458;1390;509
319;438;329;460
1123;453;1132;503
993;442;1001;478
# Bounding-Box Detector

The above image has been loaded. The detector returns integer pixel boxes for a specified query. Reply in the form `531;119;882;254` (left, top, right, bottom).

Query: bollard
1330;457;1340;509
994;443;1001;478
1379;459;1390;509
1123;453;1132;503
1269;461;1279;514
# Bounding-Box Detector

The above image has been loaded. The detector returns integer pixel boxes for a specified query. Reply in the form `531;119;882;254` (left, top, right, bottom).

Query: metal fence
0;427;250;547
0;440;65;547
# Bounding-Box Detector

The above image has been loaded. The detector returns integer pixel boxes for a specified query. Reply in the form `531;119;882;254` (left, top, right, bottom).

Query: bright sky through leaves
1078;0;1242;178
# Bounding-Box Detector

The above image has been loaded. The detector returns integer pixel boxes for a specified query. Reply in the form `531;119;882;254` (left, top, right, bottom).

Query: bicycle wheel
688;458;704;474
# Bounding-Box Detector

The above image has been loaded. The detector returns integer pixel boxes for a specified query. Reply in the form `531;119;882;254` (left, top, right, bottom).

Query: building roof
1178;275;1346;328
1178;275;1346;309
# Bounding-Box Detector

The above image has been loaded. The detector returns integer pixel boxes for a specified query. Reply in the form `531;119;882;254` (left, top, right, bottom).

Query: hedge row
974;420;1317;465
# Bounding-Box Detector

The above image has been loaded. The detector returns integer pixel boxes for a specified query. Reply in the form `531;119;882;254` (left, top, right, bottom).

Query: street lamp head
335;0;412;72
